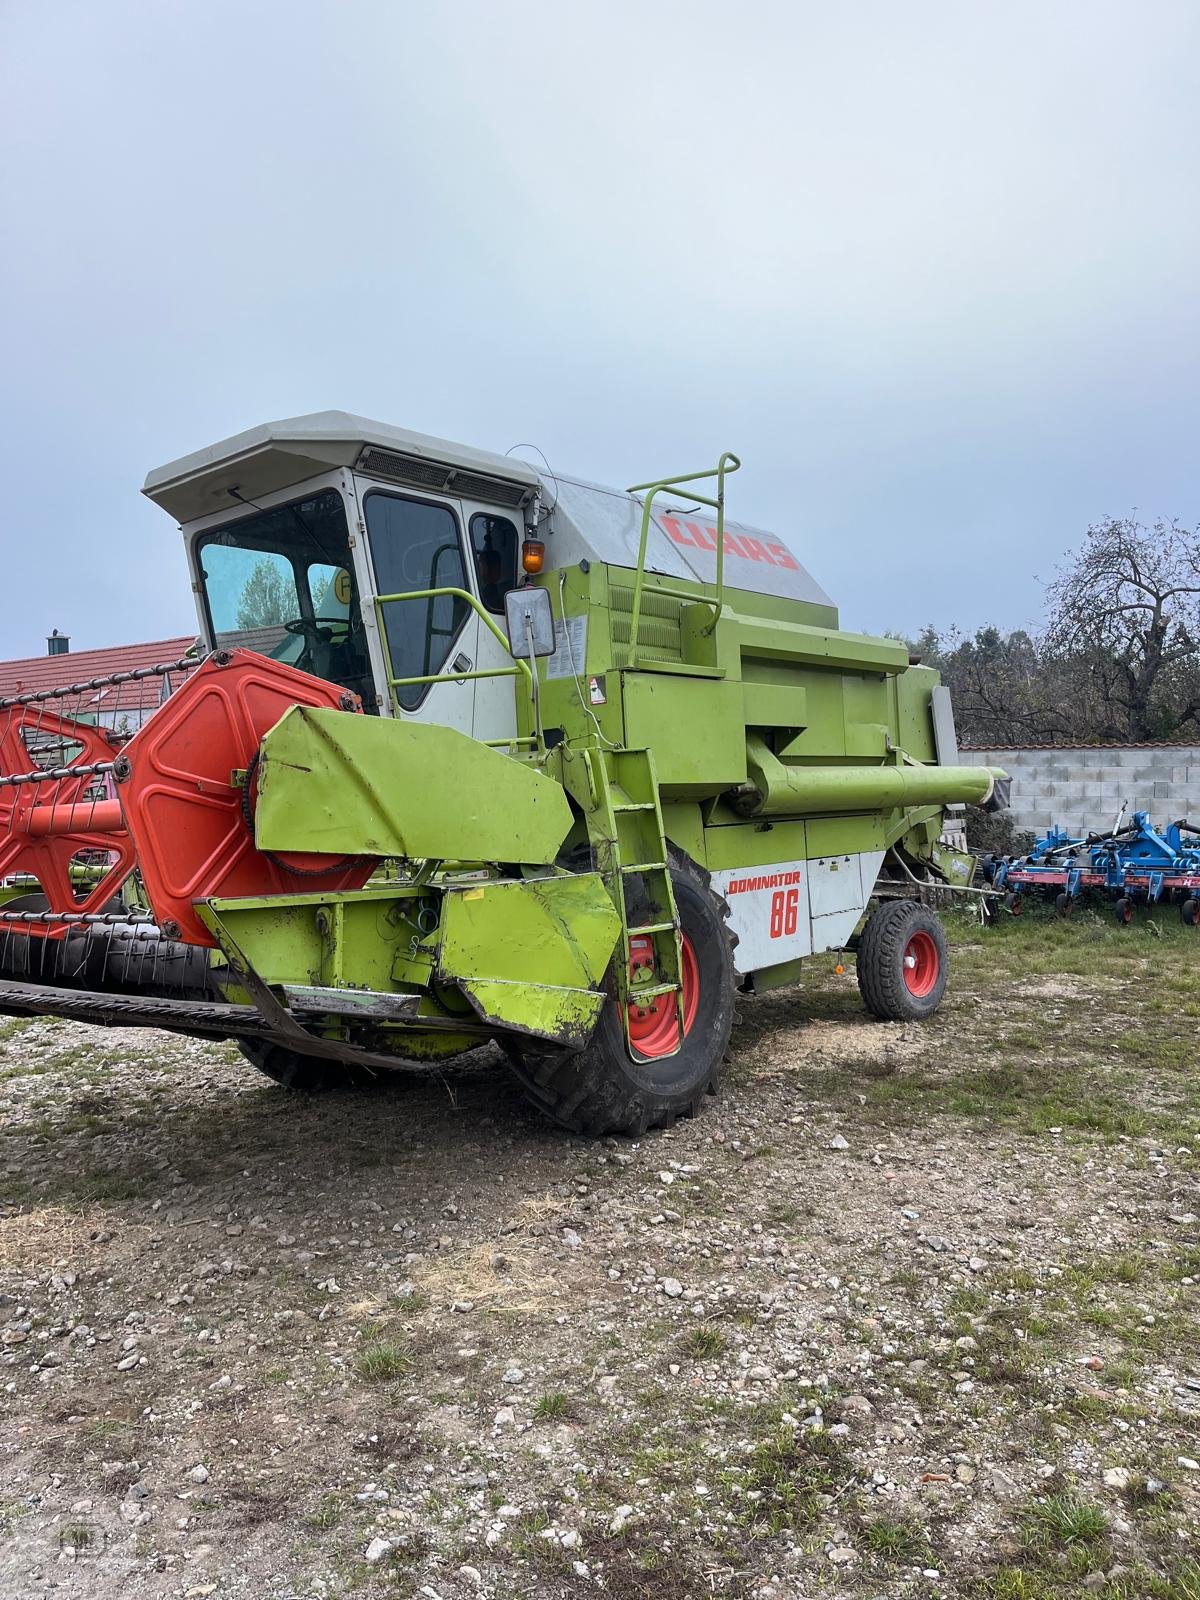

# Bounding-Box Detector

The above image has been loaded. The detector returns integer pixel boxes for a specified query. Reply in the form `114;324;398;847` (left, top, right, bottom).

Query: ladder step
627;920;677;936
628;982;681;1001
612;801;656;812
620;861;667;874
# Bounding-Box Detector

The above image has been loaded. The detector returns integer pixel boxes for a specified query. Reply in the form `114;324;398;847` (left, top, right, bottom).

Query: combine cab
0;413;1007;1134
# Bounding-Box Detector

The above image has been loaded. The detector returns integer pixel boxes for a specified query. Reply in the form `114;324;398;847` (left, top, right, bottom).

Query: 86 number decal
769;886;800;939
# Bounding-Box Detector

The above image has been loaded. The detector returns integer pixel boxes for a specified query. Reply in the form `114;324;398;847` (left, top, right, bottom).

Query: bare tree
1043;517;1200;740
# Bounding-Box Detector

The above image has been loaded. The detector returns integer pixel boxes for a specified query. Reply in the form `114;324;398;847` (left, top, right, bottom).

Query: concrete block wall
958;746;1200;837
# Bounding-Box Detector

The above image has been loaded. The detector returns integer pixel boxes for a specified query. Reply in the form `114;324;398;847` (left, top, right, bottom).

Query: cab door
460;503;521;744
360;487;478;735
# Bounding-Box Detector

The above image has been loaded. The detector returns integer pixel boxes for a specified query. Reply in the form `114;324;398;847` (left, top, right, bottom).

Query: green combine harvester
0;414;1007;1134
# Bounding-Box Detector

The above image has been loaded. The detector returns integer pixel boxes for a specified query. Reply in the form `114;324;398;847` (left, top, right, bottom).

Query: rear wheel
856;899;948;1022
1004;891;1024;916
1114;896;1134;926
1181;898;1199;927
1054;892;1074;917
504;850;736;1136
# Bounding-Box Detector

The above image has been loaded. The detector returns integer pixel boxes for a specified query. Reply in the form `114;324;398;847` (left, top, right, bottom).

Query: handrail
373;587;533;696
624;453;740;670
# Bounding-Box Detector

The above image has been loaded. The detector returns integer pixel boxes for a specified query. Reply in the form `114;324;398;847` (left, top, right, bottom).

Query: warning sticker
545;615;588;681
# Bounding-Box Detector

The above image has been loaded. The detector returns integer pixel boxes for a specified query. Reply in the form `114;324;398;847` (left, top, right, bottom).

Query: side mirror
504;586;555;658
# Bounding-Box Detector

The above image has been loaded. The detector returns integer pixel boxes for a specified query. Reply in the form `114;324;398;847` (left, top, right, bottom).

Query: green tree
236;558;291;630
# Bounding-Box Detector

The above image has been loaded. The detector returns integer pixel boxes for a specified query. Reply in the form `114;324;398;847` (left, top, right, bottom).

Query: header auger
0;412;1008;1135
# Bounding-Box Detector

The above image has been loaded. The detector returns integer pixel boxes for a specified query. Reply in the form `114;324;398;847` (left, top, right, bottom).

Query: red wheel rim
902;930;940;997
625;933;700;1059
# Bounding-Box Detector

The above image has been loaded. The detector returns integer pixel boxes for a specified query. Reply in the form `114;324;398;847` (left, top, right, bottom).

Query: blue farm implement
990;808;1200;925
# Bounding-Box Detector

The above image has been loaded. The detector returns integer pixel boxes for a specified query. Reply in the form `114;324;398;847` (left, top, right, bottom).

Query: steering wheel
284;616;349;637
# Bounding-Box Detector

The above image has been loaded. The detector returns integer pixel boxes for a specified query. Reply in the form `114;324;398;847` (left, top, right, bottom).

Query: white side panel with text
710;852;886;975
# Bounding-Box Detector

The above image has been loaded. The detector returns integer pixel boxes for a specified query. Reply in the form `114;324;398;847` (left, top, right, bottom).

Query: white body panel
711;860;813;971
711;850;886;975
809;851;886;953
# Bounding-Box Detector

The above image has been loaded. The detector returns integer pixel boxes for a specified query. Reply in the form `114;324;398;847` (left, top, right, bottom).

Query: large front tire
504;851;736;1136
856;899;949;1022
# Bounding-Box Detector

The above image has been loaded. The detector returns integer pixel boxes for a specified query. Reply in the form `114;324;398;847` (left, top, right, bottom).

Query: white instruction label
545;614;588;681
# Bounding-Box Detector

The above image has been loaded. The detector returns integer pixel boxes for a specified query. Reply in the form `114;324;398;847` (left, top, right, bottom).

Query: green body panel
198;885;426;991
620;674;746;795
517;560;1001;887
256;705;573;865
697;813;890;874
198;869;620;1051
525;562;997;809
438;875;620;1041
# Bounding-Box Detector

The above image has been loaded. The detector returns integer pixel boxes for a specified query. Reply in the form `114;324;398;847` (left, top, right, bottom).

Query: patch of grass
81;1415;141;1460
969;1325;1040;1386
307;1491;347;1529
532;1392;571;1421
976;1569;1063;1600
1021;1492;1109;1550
70;1168;154;1203
721;1418;856;1533
58;1520;94;1553
999;1267;1039;1293
949;1285;990;1317
1064;1390;1143;1425
579;1535;715;1597
861;1514;930;1563
889;1267;923;1295
508;1509;573;1574
1163;1247;1200;1283
353;1336;412;1383
682;1324;727;1360
1161;1561;1200;1600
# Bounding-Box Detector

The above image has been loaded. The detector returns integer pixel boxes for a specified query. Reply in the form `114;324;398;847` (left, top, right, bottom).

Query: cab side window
364;491;470;710
469;513;520;614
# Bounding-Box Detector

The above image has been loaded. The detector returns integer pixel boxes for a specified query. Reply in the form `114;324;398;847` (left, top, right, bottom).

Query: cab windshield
196;489;374;707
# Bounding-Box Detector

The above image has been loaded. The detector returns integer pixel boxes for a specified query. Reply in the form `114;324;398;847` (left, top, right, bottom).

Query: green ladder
587;748;685;1060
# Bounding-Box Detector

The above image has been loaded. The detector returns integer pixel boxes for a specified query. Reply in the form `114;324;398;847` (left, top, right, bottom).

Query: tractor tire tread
504;848;736;1136
856;898;949;1022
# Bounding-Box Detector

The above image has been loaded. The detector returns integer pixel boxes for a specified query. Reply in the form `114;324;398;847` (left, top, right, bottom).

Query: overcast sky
1;0;1196;659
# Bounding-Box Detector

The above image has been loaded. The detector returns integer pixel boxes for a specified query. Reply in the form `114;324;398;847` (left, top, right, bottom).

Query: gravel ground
1;913;1198;1600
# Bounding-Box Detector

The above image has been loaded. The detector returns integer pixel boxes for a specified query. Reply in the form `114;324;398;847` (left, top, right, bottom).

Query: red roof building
0;635;200;731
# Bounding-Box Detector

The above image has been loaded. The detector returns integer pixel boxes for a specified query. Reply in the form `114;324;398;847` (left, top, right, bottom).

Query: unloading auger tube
0;412;1008;1134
